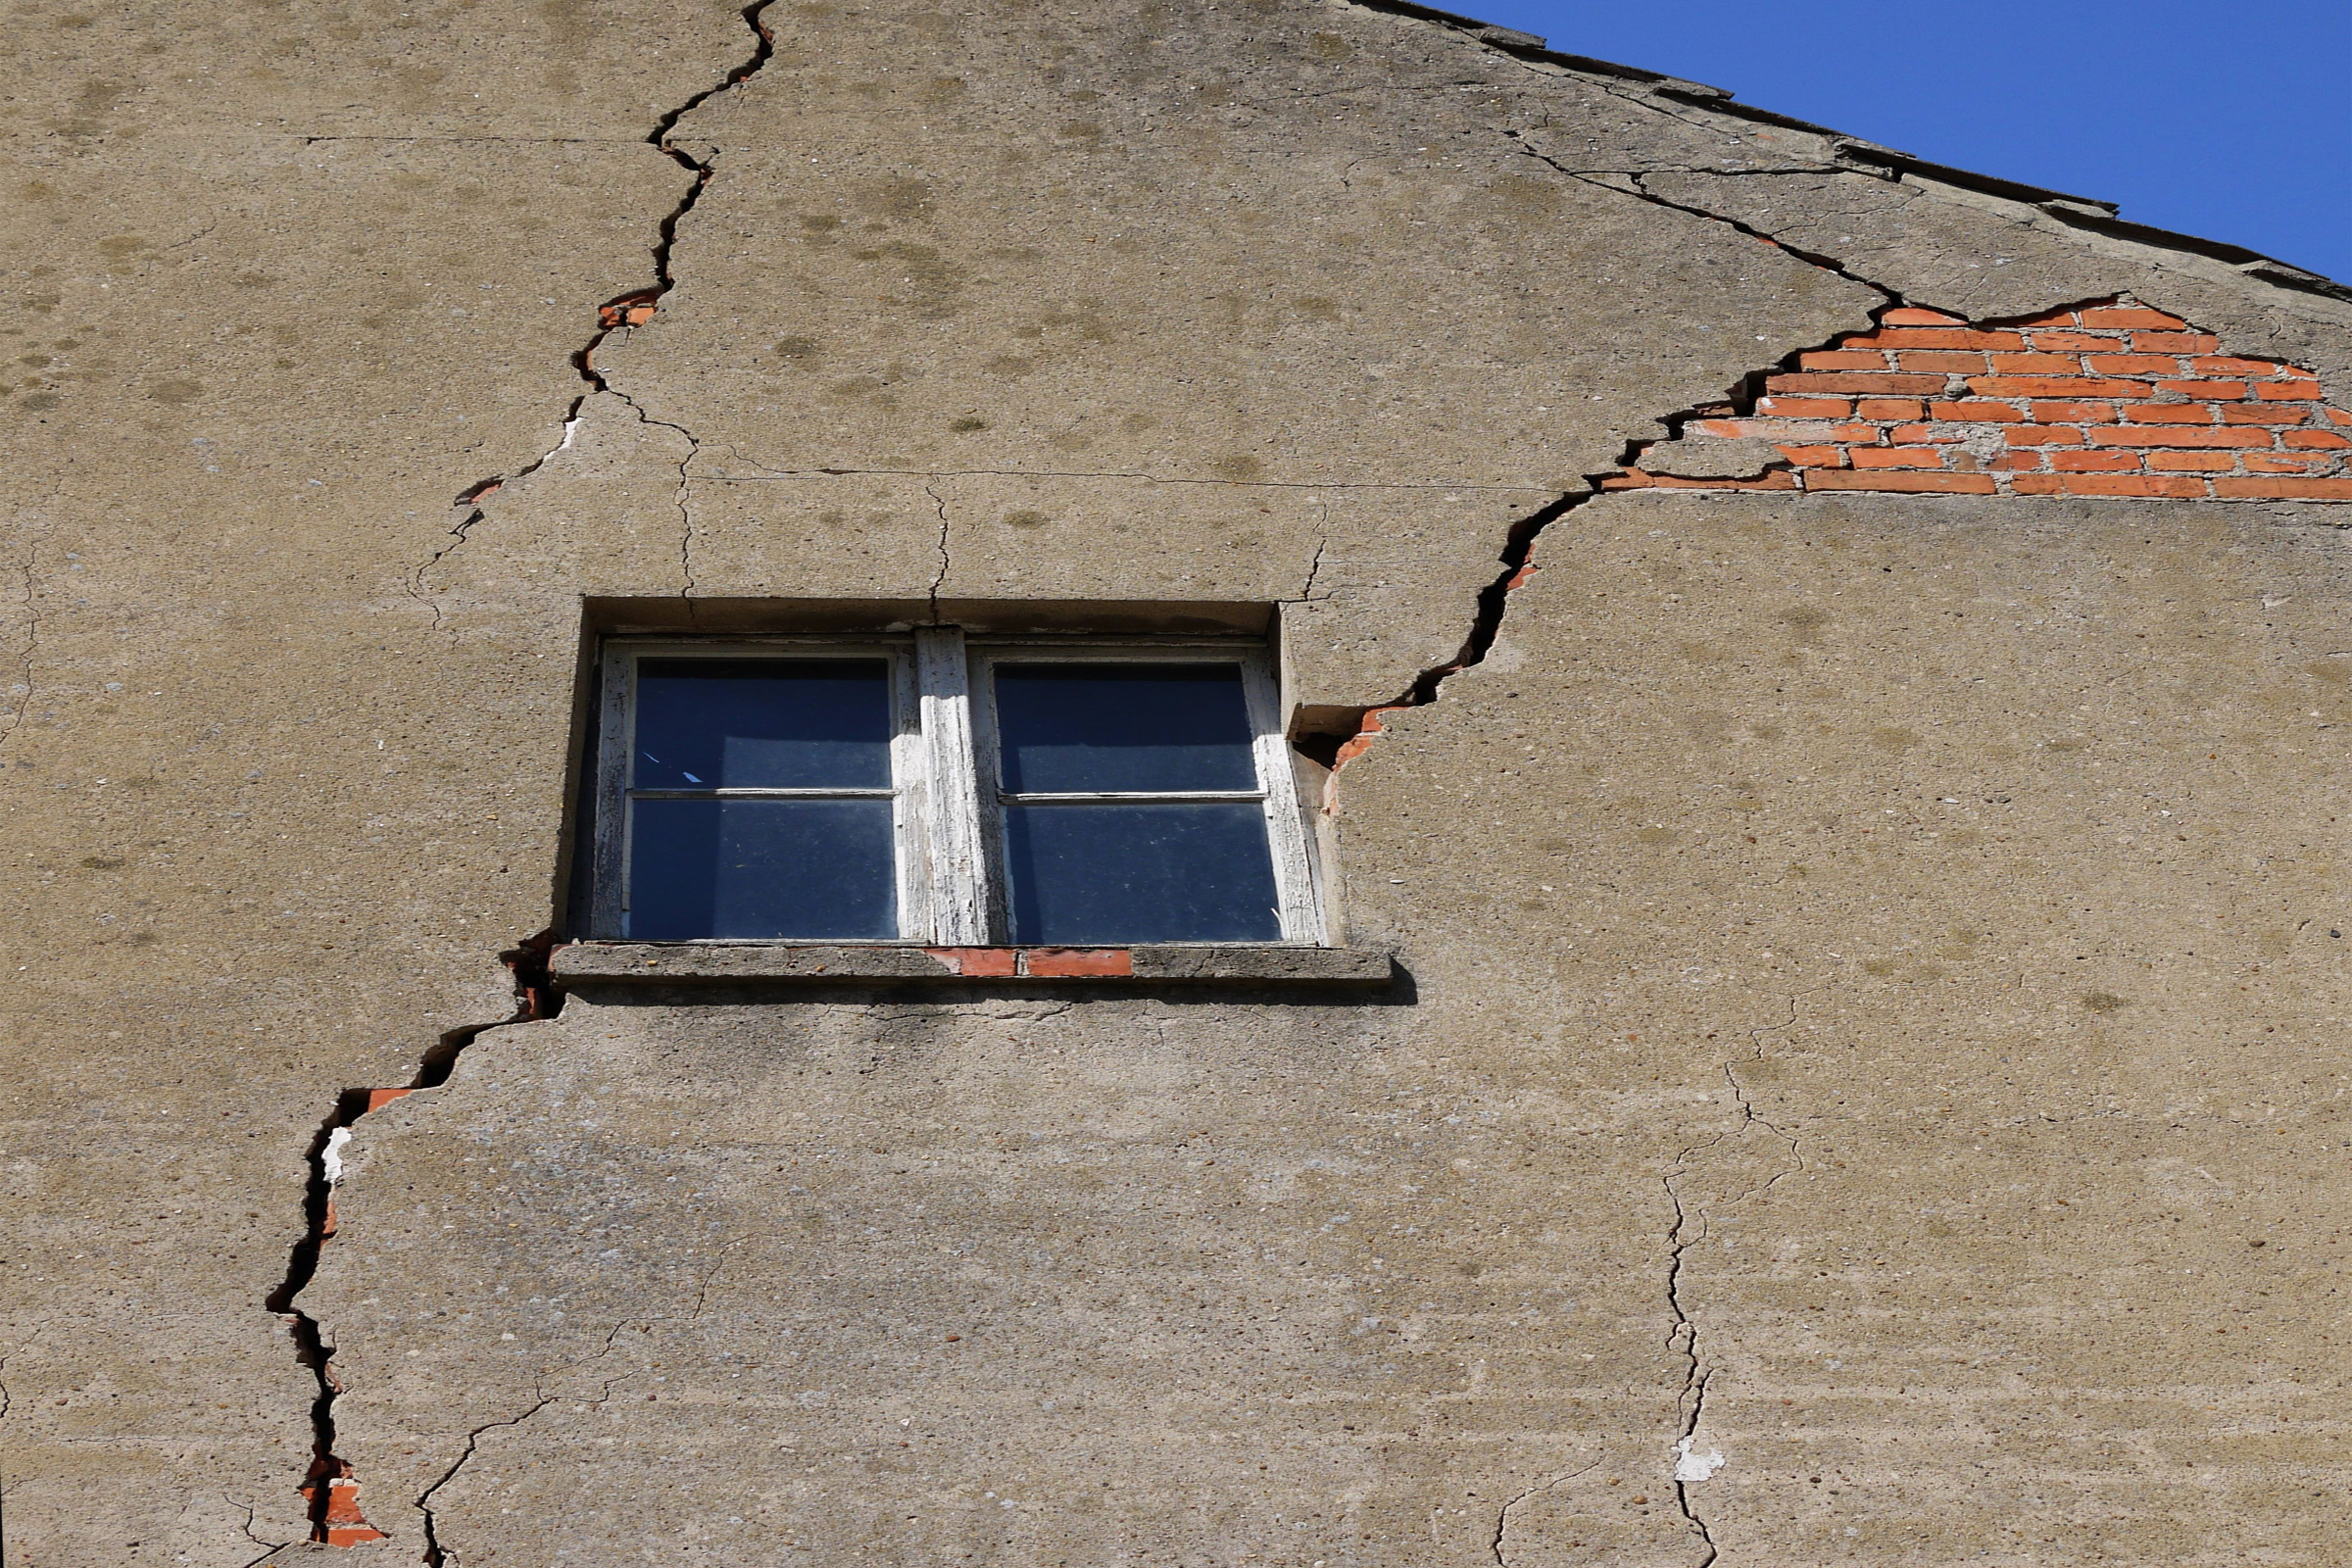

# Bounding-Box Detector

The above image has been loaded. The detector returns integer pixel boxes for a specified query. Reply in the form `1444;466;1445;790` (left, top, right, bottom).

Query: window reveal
591;629;1322;946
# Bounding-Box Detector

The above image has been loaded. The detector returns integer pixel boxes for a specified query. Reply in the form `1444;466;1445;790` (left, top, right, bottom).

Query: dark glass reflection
1004;802;1281;944
995;663;1257;793
628;799;896;939
634;659;892;789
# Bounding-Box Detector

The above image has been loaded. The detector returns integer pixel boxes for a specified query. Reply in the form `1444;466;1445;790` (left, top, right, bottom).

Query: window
590;629;1323;946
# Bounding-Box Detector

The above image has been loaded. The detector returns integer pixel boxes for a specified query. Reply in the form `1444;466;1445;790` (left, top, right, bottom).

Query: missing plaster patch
1613;297;2352;502
1673;1437;1727;1483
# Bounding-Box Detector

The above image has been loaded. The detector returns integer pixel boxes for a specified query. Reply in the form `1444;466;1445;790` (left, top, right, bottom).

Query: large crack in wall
270;4;782;1550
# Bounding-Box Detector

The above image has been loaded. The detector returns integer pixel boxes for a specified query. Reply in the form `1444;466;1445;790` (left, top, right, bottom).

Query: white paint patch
320;1126;354;1184
1674;1437;1726;1482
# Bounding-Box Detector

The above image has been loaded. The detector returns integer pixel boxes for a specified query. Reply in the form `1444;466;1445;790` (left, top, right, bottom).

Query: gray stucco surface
2;2;2346;1563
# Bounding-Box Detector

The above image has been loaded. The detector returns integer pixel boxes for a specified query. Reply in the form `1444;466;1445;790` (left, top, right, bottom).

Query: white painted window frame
592;631;1326;945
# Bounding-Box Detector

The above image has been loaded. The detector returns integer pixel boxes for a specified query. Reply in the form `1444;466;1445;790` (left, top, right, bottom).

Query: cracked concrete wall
3;0;2349;1563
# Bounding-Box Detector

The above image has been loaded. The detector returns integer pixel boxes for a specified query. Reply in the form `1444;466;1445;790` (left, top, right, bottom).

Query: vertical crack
408;0;774;620
0;504;51;756
922;479;951;620
264;934;560;1546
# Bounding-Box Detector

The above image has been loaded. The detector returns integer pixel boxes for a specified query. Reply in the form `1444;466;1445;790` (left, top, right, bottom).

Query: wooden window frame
591;628;1326;945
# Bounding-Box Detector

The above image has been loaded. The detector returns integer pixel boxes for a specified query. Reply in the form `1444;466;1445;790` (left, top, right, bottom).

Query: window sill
551;942;1394;986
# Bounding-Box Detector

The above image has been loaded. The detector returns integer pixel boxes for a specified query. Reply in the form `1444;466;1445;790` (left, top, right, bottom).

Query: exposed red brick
928;947;1017;977
1804;469;1996;494
1849;446;1950;469
2061;473;2210;498
2253;380;2323;401
2050;450;2142;471
1755;395;1850;417
2330;409;2352;426
2283;429;2352;450
1971;375;2148;398
1851;326;2026;350
2028;400;2118;423
2156;379;2245;399
2009;472;2065;494
1332;706;1403;766
1882;307;1968;326
2009;307;2083;327
1772;372;1946;395
1855;398;1925;420
2084;354;2184;376
2194;356;2282;376
2081;306;2189;328
1643;470;1800;490
2246;454;2334;472
1693;417;1747;438
2221;403;2318;425
2119;403;2216;424
1930;400;2024;421
363;1088;412;1113
2087;426;2276;450
2030;330;2119;351
1775;444;1846;467
2213;476;2352;500
1894;350;1996;372
2144;451;2238;472
1021;948;1134;977
1599;471;1653;490
1889;423;1957;444
1987;451;2046;471
1796;350;1888;370
2005;426;2088;447
2131;331;2220;354
1989;352;2093;375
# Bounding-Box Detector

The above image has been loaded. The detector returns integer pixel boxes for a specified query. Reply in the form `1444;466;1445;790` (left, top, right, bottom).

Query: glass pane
995;662;1258;794
633;659;892;789
1004;803;1281;944
628;798;897;940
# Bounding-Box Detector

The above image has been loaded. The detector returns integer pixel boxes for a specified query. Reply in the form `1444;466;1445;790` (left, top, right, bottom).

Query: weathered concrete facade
4;2;2347;1563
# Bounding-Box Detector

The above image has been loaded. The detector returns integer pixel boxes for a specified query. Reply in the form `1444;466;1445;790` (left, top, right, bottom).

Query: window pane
634;659;892;789
1004;803;1281;944
994;663;1258;794
628;798;897;939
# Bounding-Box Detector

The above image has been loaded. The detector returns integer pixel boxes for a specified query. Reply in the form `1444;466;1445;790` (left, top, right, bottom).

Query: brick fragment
1640;470;1800;490
1851;327;2026;350
1797;350;1889;370
1889;423;1957;444
2008;307;2083;327
2213;476;2352;500
1989;352;2094;375
929;947;1018;977
2221;403;2317;425
1895;350;1996;372
363;1087;412;1113
1599;471;1653;490
1849;446;1949;469
2086;426;2275;449
2193;357;2283;377
1929;400;2024;421
1772;372;1946;395
1804;469;1996;494
2030;330;2119;351
1774;444;1845;467
1755;395;1849;417
2080;306;2190;328
1971;376;2148;398
2027;400;2117;423
2061;473;2210;498
1021;947;1135;977
1882;307;1968;325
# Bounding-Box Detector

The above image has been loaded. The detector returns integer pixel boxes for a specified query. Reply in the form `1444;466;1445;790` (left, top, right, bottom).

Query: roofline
1348;0;2350;304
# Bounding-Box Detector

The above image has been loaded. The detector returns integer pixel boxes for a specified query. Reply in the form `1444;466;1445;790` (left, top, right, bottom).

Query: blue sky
1454;0;2352;283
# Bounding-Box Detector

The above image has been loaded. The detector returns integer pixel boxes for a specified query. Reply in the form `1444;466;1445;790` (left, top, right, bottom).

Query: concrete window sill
551;942;1395;986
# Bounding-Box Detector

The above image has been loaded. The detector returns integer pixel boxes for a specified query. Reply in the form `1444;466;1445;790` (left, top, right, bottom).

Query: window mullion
915;626;990;944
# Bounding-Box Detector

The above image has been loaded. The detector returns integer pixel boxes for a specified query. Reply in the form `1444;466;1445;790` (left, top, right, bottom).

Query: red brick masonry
1610;299;2352;501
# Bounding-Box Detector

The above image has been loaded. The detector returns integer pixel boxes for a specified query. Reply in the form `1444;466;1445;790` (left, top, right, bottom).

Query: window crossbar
627;787;897;801
998;790;1267;805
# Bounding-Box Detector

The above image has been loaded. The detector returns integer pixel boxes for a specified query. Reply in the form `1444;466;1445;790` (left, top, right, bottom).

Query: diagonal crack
407;0;774;623
0;497;54;757
416;1396;555;1568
